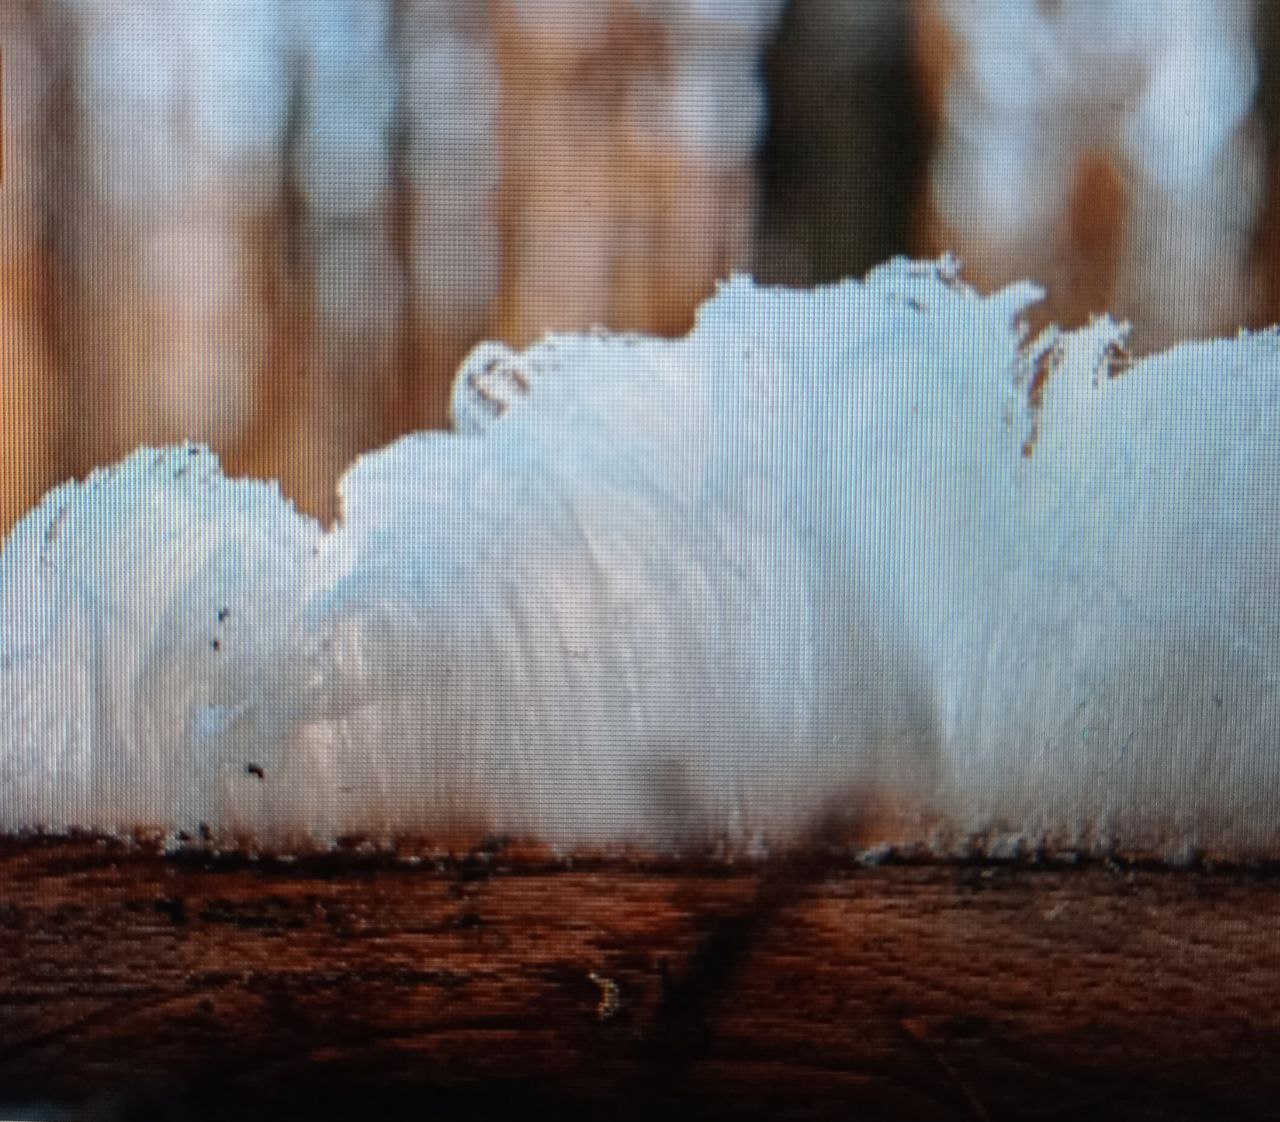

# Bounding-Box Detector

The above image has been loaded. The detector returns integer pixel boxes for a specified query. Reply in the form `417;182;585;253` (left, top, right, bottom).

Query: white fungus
2;259;1279;858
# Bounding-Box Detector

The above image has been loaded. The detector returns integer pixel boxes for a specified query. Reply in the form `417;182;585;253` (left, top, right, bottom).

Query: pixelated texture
2;260;1278;856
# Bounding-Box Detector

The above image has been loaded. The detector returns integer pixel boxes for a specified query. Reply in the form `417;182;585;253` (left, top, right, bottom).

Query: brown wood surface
1;838;1279;1120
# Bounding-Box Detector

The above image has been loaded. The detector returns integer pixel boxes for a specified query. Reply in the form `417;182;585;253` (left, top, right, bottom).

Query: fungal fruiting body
1;259;1278;858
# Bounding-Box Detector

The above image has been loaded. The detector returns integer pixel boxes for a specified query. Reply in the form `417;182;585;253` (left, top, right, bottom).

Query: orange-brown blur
2;0;1279;536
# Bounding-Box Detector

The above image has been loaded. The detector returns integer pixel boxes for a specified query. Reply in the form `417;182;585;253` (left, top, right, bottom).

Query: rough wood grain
1;839;1278;1120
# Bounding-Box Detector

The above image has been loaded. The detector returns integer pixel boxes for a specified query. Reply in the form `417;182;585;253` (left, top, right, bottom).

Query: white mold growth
449;343;536;434
2;260;1279;857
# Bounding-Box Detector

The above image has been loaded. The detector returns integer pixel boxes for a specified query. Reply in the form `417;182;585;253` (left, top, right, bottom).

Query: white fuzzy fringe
3;259;1279;858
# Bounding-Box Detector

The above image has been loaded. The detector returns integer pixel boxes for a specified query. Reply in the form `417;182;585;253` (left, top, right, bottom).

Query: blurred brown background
1;0;1277;533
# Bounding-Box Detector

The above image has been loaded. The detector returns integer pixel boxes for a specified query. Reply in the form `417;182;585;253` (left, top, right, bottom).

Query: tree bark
1;838;1278;1120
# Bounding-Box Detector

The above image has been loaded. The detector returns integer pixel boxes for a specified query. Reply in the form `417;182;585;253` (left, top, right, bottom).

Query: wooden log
1;838;1278;1120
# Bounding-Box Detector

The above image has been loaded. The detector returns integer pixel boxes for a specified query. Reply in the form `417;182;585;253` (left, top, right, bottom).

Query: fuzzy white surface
2;259;1278;856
